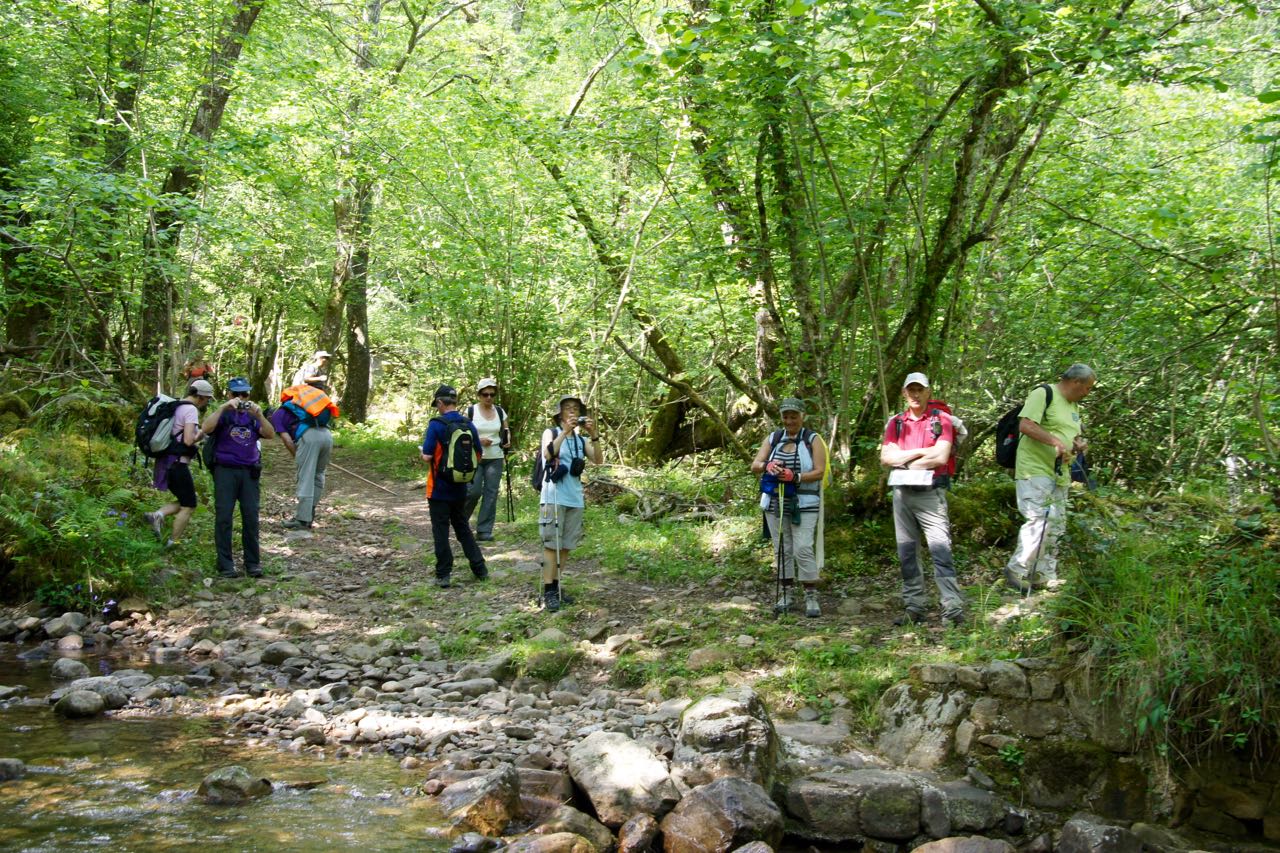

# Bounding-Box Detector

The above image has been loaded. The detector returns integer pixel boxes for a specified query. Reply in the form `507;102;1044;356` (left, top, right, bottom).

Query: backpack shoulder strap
1040;383;1053;419
496;404;506;423
465;405;474;420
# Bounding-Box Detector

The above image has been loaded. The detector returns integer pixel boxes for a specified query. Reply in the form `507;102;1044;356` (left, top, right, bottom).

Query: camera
576;416;588;426
236;399;250;412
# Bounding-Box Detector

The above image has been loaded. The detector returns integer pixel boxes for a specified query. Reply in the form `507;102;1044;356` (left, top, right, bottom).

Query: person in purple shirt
203;377;274;578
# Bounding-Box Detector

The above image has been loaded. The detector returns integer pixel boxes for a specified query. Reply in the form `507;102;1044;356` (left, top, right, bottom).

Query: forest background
0;0;1278;764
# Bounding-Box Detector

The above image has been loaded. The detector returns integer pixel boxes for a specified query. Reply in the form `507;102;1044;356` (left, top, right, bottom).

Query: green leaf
1258;91;1280;104
788;0;809;16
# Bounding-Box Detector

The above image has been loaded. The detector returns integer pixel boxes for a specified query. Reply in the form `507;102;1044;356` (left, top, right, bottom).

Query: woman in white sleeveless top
464;377;510;540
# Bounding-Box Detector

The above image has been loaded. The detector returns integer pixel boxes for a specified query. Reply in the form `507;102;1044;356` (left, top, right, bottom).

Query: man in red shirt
880;373;965;628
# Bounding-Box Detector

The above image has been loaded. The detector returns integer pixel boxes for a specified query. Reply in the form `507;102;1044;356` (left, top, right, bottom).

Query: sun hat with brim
902;372;930;389
189;379;215;397
778;397;806;414
432;384;458;405
313;350;332;359
228;377;251;394
552;395;587;419
477;377;498;393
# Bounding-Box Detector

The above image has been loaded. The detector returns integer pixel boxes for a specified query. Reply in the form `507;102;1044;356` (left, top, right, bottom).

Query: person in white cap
292;350;332;387
463;377;511;541
143;379;214;548
880;372;965;627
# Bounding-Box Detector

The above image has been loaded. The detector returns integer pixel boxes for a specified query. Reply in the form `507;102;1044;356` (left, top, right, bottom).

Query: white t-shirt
470;405;504;460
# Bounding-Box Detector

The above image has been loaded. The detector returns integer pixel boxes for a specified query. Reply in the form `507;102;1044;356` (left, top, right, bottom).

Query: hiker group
135;350;1094;623
136;352;341;578
757;364;1095;627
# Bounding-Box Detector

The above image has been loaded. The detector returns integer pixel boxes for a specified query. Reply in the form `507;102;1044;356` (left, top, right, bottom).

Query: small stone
795;706;820;722
0;758;25;781
735;634;755;648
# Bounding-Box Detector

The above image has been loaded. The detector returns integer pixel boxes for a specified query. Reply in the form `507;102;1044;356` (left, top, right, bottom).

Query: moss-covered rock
948;478;1019;546
30;394;133;442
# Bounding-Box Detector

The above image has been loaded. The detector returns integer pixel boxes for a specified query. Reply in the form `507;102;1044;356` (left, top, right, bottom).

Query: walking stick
504;456;514;523
329;461;397;496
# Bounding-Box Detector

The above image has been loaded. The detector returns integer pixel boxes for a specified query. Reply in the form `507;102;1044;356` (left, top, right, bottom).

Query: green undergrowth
1050;494;1280;763
330;421;427;482
0;428;197;610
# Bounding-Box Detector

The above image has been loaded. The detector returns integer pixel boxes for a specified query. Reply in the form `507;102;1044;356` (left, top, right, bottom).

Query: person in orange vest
270;379;339;529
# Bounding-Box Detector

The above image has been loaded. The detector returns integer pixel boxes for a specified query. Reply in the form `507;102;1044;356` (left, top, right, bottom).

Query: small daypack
205;410;263;470
994;384;1052;469
433;417;477;484
135;395;195;459
893;399;967;478
529;427;559;493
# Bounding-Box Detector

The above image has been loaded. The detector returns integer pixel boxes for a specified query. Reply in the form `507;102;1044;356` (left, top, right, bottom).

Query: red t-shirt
883;410;955;475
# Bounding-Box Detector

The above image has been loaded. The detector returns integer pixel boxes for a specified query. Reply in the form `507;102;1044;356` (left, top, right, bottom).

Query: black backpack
994;384;1052;469
433;417;477;484
529;427;561;493
135;395;196;459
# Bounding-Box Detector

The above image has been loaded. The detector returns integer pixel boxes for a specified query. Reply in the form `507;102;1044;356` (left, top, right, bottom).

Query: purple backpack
211;410;262;467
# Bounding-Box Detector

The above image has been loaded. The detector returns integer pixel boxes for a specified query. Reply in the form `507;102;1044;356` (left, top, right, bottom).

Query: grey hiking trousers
464;457;504;538
294;427;332;523
893;486;964;619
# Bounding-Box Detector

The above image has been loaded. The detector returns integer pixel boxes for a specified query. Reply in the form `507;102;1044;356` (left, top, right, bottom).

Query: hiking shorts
539;504;583;551
168;462;198;508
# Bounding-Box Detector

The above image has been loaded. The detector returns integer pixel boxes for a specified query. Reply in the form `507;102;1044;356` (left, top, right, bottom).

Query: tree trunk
138;0;266;371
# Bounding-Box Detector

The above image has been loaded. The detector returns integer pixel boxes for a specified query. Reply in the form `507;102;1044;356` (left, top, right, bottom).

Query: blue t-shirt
540;428;587;508
422;411;482;501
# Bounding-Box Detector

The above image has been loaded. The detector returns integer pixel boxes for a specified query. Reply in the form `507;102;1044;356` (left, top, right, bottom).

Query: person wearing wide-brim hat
462;377;511;542
292;350;332;387
750;397;827;617
537;394;603;612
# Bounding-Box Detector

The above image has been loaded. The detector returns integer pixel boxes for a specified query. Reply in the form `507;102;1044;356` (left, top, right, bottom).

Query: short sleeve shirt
882;410;955;476
171;402;200;464
269;405;299;440
540;428;587;508
1015;384;1082;484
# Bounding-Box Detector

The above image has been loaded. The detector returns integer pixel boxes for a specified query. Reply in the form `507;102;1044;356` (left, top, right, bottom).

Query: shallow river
0;649;452;853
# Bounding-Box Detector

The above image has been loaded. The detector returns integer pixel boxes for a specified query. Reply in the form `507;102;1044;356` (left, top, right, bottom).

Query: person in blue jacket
421;384;488;588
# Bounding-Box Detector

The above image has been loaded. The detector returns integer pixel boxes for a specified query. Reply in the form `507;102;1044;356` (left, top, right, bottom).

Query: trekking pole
328;461;397;496
504;455;514;523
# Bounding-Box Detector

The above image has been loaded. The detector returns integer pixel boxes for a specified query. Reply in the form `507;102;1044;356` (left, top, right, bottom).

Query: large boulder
1057;814;1143;853
671;688;778;792
569;731;681;828
784;769;922;843
63;676;129;710
913;838;1016;853
438;764;521;836
533;805;614;852
197;766;273;804
875;684;970;770
51;658;90;680
660;777;784;853
504;833;596;853
53;690;105;718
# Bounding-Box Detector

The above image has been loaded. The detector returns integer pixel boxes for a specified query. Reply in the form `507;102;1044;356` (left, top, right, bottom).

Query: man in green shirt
1005;363;1096;592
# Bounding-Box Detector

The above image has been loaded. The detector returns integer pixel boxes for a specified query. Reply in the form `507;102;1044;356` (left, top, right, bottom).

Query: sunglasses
479;391;496;398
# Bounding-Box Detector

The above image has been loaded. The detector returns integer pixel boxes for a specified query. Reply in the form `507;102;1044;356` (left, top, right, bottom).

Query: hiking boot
804;589;821;618
893;611;926;627
543;586;561;613
476;534;495;542
472;568;489;581
217;568;239;579
282;518;312;530
435;574;452;589
144;511;165;541
942;612;965;629
773;588;794;614
246;568;264;579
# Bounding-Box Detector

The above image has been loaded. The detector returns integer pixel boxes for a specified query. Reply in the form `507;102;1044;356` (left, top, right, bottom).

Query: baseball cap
778;397;806;414
477;377;498;393
314;350;332;359
902;372;930;389
227;377;251;394
190;379;215;398
433;384;458;404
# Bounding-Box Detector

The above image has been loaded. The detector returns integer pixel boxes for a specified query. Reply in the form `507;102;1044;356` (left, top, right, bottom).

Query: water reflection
0;650;450;852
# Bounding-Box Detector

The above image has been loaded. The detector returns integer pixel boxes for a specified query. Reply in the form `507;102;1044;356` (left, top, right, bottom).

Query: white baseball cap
902;372;930;389
476;377;498;393
189;379;215;397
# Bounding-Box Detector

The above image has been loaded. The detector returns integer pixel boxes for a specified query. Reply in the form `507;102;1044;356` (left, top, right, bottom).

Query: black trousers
428;497;486;578
214;466;261;574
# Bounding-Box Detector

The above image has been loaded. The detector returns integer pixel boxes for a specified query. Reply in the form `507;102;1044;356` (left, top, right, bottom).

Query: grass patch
331;421;424;481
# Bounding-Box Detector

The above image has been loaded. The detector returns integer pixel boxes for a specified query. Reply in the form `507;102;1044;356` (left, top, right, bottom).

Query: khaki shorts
539;504;584;550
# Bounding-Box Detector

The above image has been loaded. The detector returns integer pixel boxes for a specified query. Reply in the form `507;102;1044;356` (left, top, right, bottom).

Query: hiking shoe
217;569;239;579
476;534;495;542
804;589;821;618
773;588;794;613
435;575;452;589
942;612;965;629
246;568;263;579
282;518;312;530
144;511;165;541
472;568;489;581
543;587;561;613
893;611;926;627
558;588;575;605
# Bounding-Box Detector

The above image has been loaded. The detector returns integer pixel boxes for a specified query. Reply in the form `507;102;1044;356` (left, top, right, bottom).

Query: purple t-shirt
269;405;300;440
211;409;262;467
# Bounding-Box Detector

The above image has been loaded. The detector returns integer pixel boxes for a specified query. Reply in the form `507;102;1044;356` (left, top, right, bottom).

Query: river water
0;648;452;853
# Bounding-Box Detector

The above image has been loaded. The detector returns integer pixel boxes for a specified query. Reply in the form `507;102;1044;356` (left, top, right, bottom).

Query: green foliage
330;421;423;481
1052;499;1280;761
0;430;162;608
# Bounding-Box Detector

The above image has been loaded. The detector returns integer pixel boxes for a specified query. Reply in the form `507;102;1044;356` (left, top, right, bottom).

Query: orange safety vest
281;384;340;419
